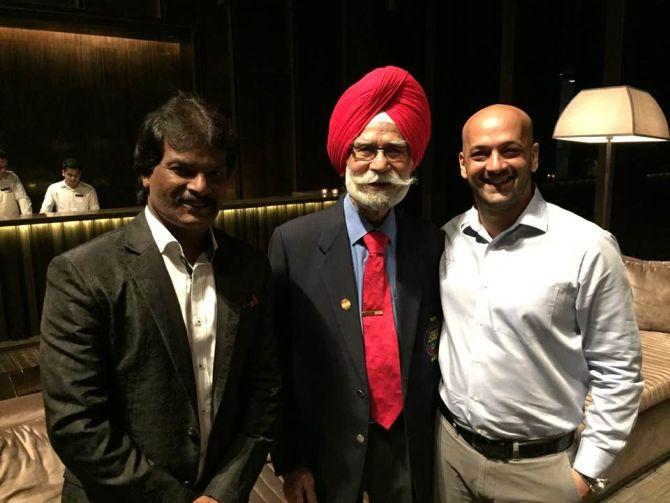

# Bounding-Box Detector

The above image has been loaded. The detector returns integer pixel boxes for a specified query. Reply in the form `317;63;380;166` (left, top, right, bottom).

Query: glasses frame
350;142;411;164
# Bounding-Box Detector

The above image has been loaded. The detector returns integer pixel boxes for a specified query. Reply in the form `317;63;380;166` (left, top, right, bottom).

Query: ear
530;142;539;173
459;152;468;180
141;176;150;189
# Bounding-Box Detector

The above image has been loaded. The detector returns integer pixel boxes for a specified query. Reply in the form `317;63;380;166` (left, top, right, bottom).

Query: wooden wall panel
0;26;185;210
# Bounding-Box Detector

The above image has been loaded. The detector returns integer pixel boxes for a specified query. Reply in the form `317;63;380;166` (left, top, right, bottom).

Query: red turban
327;66;431;174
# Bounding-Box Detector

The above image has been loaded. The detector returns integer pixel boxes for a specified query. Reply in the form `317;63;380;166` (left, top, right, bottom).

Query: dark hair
62;157;81;171
133;92;237;179
0;148;7;160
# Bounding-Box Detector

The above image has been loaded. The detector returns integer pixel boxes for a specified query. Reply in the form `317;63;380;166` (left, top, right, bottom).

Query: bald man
435;105;643;502
270;66;442;502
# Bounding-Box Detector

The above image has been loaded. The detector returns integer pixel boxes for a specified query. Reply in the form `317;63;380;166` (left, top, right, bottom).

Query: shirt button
195;319;202;327
186;428;200;441
471;395;479;402
477;428;484;435
355;434;365;445
356;389;366;400
183;480;193;487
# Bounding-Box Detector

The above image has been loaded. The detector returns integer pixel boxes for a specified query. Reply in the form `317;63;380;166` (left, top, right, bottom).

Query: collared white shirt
40;180;99;213
145;207;218;481
438;189;643;478
0;170;32;218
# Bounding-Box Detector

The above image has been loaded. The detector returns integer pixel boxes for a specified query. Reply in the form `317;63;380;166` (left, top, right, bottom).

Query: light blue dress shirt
438;189;643;478
343;194;398;322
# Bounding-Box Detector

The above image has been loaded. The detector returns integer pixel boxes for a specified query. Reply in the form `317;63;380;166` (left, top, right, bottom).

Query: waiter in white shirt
435;104;643;502
0;149;33;218
40;157;100;213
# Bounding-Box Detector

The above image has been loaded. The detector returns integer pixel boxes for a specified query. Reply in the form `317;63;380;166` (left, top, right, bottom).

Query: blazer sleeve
40;254;197;503
204;257;282;502
266;226;309;476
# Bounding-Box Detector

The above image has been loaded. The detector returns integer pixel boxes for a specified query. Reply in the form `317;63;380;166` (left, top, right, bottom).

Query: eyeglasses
350;142;410;163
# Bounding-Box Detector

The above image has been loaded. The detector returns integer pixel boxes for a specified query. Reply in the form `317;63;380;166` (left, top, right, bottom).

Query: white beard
344;165;415;213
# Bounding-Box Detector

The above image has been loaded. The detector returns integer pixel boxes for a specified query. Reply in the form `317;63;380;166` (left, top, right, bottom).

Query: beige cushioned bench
597;257;670;498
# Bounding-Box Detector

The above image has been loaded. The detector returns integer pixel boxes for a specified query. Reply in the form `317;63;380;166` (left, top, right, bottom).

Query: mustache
176;195;218;206
348;169;416;187
481;172;514;183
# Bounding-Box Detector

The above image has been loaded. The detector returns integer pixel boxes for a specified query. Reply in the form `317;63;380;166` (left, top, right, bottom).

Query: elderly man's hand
193;496;218;503
283;467;318;503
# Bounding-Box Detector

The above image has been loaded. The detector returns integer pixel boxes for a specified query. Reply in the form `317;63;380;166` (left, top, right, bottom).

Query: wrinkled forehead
354;120;407;144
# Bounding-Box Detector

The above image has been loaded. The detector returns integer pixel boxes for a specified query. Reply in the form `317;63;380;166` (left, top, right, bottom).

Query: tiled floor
251;464;286;503
604;457;670;502
0;336;40;400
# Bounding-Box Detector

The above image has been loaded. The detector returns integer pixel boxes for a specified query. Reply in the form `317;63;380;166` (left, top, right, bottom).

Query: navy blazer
269;199;443;502
40;211;280;502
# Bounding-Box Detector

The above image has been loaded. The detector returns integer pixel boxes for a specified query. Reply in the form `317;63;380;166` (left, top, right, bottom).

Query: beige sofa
1;256;669;501
596;256;670;499
0;392;63;502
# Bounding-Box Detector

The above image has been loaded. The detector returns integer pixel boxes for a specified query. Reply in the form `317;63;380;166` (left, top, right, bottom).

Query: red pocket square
243;293;260;309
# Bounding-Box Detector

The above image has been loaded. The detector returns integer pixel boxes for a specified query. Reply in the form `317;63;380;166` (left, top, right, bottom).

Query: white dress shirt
145;207;218;481
438;189;643;478
40;180;99;213
0;170;32;218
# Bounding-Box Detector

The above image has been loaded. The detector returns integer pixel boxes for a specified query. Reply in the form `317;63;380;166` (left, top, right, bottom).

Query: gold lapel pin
341;298;352;311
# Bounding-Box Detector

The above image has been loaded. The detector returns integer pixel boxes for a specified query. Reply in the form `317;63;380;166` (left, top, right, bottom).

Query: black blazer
269;200;443;502
40;212;280;502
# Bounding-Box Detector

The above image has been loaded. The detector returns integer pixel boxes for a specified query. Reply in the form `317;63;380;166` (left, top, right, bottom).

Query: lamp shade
553;85;670;143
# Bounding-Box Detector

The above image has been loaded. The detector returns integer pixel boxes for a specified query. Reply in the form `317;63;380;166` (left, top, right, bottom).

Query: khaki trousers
434;413;582;503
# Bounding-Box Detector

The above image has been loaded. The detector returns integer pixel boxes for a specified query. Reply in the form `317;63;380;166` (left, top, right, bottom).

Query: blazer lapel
318;202;368;385
395;213;423;399
211;234;246;417
123;213;198;414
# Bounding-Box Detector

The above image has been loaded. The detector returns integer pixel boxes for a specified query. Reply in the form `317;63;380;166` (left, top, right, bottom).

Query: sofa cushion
623;256;670;333
0;393;64;503
639;330;670;412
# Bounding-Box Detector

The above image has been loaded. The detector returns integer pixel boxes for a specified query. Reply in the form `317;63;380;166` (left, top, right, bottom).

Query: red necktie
361;231;403;430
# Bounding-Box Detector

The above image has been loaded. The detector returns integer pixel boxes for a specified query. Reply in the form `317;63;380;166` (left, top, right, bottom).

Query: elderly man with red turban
269;66;443;502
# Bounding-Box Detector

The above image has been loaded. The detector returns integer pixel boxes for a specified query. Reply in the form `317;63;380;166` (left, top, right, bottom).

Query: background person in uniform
270;66;443;503
40;157;100;212
40;93;280;502
435;104;643;502
0;148;32;218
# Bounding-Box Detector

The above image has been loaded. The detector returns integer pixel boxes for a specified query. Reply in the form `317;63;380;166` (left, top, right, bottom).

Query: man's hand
570;469;591;501
283;468;318;503
193;496;218;503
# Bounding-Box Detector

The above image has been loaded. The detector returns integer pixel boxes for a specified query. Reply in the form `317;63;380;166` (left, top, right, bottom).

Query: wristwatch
577;471;609;495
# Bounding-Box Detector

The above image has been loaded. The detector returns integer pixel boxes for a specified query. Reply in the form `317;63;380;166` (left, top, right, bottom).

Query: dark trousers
359;416;413;502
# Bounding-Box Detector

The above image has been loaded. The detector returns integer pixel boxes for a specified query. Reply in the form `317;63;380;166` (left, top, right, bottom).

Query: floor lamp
552;85;669;230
